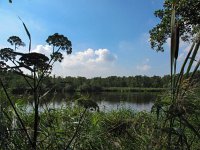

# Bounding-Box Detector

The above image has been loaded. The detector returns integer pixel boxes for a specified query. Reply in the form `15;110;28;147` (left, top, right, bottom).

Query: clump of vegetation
0;97;157;150
150;0;200;149
0;18;72;149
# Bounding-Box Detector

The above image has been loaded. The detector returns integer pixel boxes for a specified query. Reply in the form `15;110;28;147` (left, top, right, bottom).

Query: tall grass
153;1;200;149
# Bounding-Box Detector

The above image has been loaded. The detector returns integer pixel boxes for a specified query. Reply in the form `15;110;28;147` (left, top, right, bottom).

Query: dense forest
1;70;200;93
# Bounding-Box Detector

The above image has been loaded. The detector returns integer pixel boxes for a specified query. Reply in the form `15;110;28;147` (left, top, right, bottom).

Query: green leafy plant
152;1;200;149
0;19;72;149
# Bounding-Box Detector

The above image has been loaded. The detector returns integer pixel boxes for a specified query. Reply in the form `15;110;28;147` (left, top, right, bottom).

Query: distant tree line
1;70;200;93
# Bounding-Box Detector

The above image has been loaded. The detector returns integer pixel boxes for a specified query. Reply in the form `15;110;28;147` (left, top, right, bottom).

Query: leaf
174;24;179;60
190;60;200;79
170;4;176;96
18;17;31;52
171;26;176;63
170;7;176;60
181;116;200;139
186;40;200;76
170;7;176;34
15;99;25;107
175;42;195;88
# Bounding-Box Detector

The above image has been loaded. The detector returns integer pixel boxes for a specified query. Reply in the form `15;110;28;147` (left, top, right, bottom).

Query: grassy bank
1;103;200;150
102;87;168;92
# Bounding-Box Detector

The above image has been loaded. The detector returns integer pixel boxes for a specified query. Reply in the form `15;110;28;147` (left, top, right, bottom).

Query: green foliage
7;36;25;50
0;48;16;62
149;0;200;52
1;71;176;93
46;33;72;55
77;98;99;111
7;100;200;150
2;69;200;94
0;19;73;149
150;1;200;149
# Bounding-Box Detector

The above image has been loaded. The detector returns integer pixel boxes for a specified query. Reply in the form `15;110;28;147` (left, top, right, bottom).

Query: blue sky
0;0;184;78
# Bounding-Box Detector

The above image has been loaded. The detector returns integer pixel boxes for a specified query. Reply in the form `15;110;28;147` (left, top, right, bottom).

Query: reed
155;0;200;149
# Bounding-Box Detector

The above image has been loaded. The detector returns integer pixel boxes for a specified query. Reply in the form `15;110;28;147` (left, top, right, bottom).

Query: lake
37;92;157;112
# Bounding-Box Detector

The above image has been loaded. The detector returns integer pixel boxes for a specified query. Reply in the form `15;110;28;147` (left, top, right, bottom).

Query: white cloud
31;45;118;77
31;44;52;56
136;64;151;72
60;48;117;77
136;58;151;73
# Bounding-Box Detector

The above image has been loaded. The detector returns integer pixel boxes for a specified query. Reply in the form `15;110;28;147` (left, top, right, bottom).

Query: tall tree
149;0;200;52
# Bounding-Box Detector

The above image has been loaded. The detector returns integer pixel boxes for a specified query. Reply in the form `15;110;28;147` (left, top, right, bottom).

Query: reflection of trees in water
39;92;75;105
26;92;157;106
90;92;156;104
22;92;156;112
25;92;74;106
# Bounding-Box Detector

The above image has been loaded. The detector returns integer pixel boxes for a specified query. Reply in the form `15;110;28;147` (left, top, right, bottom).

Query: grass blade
170;4;176;102
190;59;200;79
174;24;179;60
19;17;31;52
175;42;195;96
186;40;200;76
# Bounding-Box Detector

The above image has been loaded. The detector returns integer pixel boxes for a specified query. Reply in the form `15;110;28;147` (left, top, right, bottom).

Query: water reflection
36;92;157;112
90;92;156;111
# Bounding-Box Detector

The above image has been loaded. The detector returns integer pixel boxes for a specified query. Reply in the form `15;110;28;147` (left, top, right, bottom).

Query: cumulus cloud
60;48;117;77
31;45;118;77
31;45;52;56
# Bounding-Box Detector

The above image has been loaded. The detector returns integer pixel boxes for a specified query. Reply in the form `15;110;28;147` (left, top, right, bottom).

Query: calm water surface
38;92;157;112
